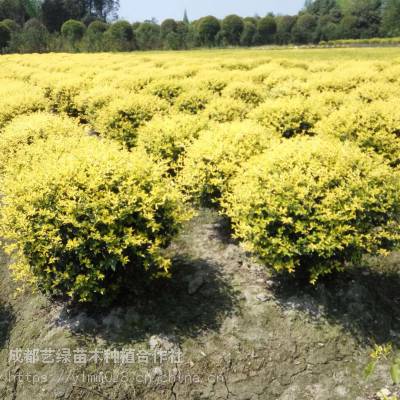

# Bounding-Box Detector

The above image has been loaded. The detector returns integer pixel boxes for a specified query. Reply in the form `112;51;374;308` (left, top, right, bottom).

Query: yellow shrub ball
1;135;191;302
223;136;400;283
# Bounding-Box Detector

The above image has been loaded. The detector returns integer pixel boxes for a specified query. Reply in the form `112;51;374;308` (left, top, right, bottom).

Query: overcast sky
118;0;305;23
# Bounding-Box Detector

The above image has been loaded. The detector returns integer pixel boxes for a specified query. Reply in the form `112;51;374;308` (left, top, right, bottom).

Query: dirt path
0;209;398;399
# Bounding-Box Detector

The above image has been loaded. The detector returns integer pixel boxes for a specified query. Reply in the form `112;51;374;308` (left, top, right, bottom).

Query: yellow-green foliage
268;80;311;99
179;121;278;205
311;91;345;113
94;95;169;148
0;79;48;128
136;114;209;173
107;74;154;92
175;90;211;114
250;97;321;138
74;85;130;120
197;72;228;94
315;100;400;166
146;79;184;104
205;97;249;123
1;49;400;292
262;68;309;95
224;82;265;106
1;135;189;302
222;136;400;283
310;68;369;93
0;112;84;173
352;81;395;103
32;73;89;116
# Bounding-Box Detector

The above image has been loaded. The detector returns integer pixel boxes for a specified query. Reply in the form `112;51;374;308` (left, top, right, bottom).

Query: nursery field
1;47;400;399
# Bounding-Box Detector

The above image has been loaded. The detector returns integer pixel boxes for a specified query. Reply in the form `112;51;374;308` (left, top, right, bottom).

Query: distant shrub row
320;37;400;46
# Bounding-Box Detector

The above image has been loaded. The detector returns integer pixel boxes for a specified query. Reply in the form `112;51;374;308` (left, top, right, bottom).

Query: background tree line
0;0;400;53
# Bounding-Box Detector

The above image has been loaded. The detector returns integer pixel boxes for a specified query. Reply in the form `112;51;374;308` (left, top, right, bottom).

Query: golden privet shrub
146;79;184;104
94;95;168;148
197;73;228;95
0;112;84;173
224;82;265;106
352;81;394;103
178;121;278;205
175;90;211;114
0;79;48;128
222;136;400;283
315;100;400;166
44;77;87;116
74;85;130;120
250;97;320;138
205;97;249;123
136;114;208;174
1;136;189;302
29;72;89;116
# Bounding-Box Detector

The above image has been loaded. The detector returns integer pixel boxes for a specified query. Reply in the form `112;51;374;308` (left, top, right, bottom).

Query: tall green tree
87;0;119;20
381;0;400;36
197;15;220;46
240;20;257;46
304;0;383;40
41;0;69;31
221;14;244;45
174;20;189;48
291;13;318;43
0;0;27;24
344;0;382;38
0;20;11;49
338;13;359;37
305;0;340;15
16;17;48;52
135;21;160;49
160;18;177;39
84;19;107;50
104;19;134;51
316;14;340;40
23;0;41;18
275;15;296;44
61;18;86;48
41;0;119;32
183;9;189;24
256;14;277;44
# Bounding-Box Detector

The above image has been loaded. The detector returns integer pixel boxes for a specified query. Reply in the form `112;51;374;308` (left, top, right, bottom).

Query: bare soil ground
0;209;399;400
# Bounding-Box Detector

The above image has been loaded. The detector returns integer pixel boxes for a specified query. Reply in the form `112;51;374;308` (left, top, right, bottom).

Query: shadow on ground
55;254;240;345
55;209;400;350
269;254;400;347
0;251;15;350
1;210;398;399
204;211;400;348
0;302;14;349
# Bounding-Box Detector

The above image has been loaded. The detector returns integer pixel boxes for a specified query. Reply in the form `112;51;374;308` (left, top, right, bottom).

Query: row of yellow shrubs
1;52;400;302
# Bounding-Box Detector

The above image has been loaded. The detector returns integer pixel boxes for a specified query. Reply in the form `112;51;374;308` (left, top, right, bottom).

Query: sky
118;0;305;23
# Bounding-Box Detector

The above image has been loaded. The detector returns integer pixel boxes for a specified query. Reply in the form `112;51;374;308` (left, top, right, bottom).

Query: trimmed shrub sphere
1;136;190;302
315;100;400;166
222;136;400;283
0;112;84;173
179;121;278;205
94;95;168;148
